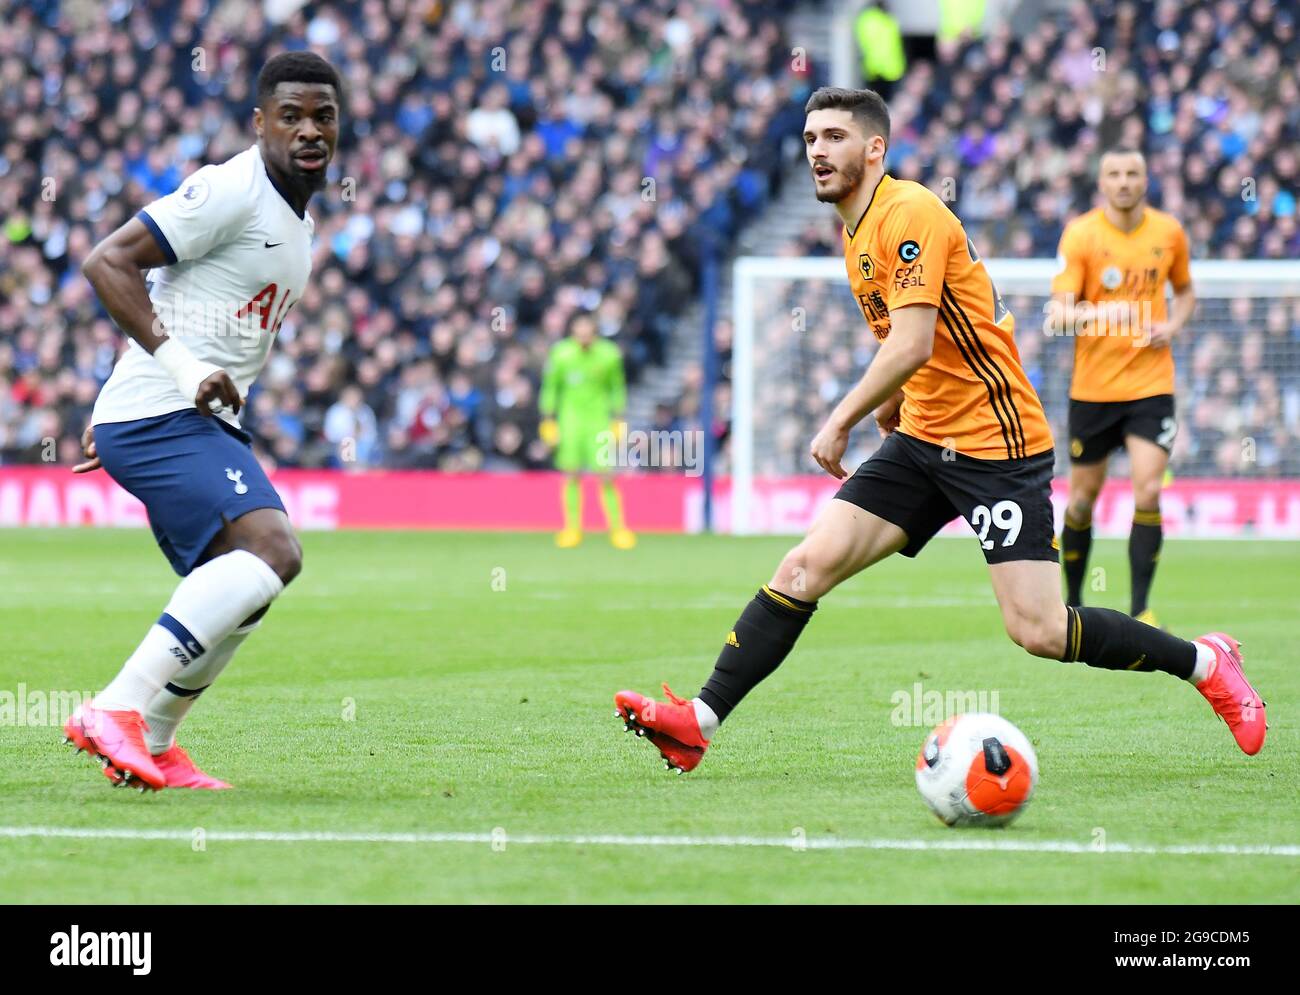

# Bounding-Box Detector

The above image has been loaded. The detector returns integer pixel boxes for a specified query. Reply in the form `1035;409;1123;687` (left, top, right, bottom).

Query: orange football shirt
842;175;1053;460
1051;206;1191;402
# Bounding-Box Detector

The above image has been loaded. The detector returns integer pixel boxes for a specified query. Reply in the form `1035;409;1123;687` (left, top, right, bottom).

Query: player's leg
615;499;907;771
554;417;584;547
95;505;299;715
1124;403;1174;620
948;438;1174;668
584;419;634;548
594;468;635;549
940;435;1265;754
137;619;259;782
694;498;908;730
990;548;1266;755
614;432;950;771
67;413;295;787
992;557;1195;670
987;554;1263;754
1061;458;1106;606
556;473;583;547
201;506;303;583
1061;400;1119;607
555;414;596;547
137;508;300;764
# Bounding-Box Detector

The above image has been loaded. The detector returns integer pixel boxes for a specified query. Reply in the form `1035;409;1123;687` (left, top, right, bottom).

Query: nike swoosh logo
264;241;284;248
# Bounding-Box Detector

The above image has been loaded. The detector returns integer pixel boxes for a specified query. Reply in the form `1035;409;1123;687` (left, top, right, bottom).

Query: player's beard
814;157;865;204
297;170;328;195
291;159;330;194
1107;183;1145;210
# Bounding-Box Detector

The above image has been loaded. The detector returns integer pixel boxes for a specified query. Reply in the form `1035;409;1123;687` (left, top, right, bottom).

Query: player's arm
607;346;627;440
82;217;242;415
874;389;905;438
538;347;561;445
1148;227;1195;348
607;347;627;418
1146;281;1194;348
1045;221;1146;334
1047;291;1084;336
809;304;936;479
1046;223;1091;335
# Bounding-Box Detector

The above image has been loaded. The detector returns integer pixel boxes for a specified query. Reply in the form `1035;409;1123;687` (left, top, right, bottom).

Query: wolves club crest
858;253;875;281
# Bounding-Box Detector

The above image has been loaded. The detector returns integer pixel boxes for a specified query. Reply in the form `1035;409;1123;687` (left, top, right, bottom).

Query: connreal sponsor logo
49;926;151;975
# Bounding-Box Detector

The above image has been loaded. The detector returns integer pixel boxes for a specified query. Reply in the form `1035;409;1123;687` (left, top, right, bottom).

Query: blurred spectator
675;0;1300;478
0;0;813;470
5;0;1297;481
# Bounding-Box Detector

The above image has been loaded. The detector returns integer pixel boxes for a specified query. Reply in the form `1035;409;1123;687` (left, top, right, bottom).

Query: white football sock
144;621;261;754
693;697;719;740
1188;641;1215;684
96;550;284;713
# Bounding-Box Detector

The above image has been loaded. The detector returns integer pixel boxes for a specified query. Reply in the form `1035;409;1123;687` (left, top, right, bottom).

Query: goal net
729;258;1300;536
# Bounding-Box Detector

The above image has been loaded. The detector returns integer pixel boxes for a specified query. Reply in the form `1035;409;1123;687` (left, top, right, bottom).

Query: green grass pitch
0;527;1295;903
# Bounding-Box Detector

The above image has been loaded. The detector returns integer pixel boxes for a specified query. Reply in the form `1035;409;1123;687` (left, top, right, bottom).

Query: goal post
730;257;1300;536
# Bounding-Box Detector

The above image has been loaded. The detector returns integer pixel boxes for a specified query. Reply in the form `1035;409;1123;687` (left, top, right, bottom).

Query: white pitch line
0;826;1296;856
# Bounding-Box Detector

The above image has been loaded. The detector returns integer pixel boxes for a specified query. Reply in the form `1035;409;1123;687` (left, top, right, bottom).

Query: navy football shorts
94;409;286;576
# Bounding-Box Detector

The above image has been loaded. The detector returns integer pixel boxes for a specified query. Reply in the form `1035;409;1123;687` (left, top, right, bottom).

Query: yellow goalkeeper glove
539;418;560;446
610;419;627;443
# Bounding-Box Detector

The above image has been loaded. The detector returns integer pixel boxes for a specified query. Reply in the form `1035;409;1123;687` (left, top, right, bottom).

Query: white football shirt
92;144;315;428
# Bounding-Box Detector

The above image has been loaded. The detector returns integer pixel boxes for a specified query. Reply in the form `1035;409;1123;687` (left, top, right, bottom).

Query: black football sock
698;585;817;723
1128;510;1163;615
1061;605;1195;679
1060;511;1092;607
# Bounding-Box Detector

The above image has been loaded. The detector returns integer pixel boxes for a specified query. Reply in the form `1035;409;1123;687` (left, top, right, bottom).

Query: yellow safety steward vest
939;0;986;41
855;8;906;82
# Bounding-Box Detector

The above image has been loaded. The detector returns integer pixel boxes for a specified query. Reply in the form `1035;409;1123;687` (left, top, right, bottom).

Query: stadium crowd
0;0;809;469
673;0;1300;479
791;0;1300;260
2;0;1297;479
733;277;1300;479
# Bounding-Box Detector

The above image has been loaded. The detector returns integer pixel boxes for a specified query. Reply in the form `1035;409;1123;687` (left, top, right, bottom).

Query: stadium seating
662;0;1300;478
0;0;812;469
2;0;1296;477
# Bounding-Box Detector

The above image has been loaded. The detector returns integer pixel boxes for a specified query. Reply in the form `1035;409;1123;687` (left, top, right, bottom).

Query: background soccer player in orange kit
1049;150;1196;627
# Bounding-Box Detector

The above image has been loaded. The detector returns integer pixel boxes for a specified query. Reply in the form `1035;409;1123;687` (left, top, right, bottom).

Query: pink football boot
63;702;166;791
1192;633;1267;756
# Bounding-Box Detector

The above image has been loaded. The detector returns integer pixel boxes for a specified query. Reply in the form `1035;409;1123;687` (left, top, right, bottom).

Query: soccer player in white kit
63;53;341;790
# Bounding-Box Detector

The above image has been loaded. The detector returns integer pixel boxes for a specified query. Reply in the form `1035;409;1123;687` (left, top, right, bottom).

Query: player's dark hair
804;86;890;147
567;310;597;335
256;52;343;107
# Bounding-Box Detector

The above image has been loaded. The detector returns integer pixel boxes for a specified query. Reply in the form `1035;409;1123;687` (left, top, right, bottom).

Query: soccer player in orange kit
613;90;1265;773
1050;149;1195;627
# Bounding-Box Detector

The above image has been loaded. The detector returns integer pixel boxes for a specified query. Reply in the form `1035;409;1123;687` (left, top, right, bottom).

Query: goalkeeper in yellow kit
539;312;636;549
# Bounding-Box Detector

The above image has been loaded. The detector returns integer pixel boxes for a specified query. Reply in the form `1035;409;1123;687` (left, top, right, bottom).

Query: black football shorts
833;431;1059;565
1067;393;1176;464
